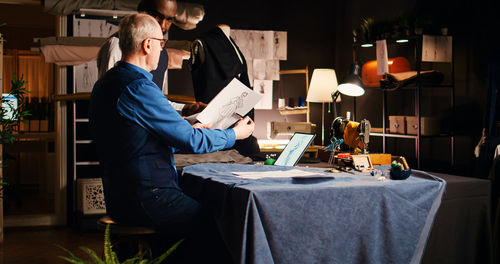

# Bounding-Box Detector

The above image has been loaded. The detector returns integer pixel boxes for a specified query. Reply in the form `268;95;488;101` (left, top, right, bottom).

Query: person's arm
97;36;121;78
117;80;236;153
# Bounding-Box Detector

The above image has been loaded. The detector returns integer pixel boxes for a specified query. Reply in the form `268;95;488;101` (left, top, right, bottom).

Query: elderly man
97;0;204;116
89;13;253;262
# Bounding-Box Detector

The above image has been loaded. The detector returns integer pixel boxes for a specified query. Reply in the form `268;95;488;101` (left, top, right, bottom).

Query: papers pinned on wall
231;29;287;99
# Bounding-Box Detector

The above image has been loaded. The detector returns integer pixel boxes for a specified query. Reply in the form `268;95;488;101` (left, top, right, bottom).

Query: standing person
97;0;204;116
89;13;253;262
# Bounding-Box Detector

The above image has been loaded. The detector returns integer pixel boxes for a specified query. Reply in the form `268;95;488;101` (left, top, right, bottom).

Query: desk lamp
332;63;365;120
306;68;338;145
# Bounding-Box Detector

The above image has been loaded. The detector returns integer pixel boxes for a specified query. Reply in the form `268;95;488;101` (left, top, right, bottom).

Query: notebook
274;132;316;166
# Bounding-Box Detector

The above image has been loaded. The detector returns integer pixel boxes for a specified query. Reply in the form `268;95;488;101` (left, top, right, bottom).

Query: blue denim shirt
89;61;235;219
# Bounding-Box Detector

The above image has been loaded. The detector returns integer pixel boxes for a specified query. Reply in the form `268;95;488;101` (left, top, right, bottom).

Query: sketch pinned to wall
252;30;274;60
74;18;91;37
253;80;273;110
75;60;98;93
274;31;287;60
253;59;279;80
231;29;253;63
247;58;254;87
72;18;118;94
231;29;287;102
253;59;266;80
105;22;119;36
74;18;117;38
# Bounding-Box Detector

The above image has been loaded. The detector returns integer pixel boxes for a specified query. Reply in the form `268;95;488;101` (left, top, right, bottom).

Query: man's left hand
182;102;207;116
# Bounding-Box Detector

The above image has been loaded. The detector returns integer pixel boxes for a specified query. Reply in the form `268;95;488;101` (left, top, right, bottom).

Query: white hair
118;13;160;57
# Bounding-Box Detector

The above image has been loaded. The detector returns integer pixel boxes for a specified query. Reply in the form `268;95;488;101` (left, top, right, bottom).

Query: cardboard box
389;116;406;134
406;116;441;135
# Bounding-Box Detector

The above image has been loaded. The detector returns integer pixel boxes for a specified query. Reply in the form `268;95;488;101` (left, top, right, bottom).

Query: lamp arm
331;90;341;102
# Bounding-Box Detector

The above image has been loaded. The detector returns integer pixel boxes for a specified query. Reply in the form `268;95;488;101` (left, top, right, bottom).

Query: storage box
406;116;441;135
77;178;106;215
389;116;406;134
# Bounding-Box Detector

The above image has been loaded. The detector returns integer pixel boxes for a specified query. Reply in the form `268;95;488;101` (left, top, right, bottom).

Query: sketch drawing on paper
195;78;262;129
253;80;273;110
218;92;248;121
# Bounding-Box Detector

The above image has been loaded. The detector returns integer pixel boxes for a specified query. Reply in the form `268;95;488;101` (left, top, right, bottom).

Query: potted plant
58;224;183;264
0;73;31;243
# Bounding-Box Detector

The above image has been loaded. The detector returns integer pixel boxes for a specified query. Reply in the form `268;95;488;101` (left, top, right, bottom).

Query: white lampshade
306;69;339;103
338;83;365;97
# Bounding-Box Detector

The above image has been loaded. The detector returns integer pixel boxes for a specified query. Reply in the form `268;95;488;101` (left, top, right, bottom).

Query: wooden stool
97;216;158;260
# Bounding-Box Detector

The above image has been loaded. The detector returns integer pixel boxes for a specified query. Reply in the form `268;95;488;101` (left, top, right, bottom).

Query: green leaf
150;238;184;264
79;247;105;264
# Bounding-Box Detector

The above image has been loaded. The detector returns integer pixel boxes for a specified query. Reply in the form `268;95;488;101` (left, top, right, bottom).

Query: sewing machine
329;117;371;154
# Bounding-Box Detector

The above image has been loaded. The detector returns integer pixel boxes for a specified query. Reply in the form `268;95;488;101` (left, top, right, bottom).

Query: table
181;163;446;264
421;172;492;264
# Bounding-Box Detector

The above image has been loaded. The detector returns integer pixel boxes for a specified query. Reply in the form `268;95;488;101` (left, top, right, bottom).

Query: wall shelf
355;35;455;169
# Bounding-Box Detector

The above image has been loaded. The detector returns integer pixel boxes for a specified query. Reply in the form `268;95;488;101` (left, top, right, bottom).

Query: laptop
274;132;316;166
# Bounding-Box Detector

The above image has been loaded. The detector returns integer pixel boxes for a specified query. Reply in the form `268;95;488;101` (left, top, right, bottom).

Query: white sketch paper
196;78;262;129
376;39;389;75
422;35;452;62
247;58;254;87
75;60;98;93
252;30;274;60
253;59;280;80
253;59;267;80
230;29;253;64
231;29;287;61
253;80;273;110
74;18;91;37
104;22;119;37
274;31;287;60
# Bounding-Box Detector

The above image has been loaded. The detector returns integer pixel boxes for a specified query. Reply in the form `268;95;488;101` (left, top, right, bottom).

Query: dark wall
169;0;489;176
0;3;57;50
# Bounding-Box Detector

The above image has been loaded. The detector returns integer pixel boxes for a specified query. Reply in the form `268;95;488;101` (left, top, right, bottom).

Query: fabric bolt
89;61;235;229
181;163;446;264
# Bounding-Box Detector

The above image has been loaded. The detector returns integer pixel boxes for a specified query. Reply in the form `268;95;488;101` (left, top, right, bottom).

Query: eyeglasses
148;10;176;24
148;37;167;48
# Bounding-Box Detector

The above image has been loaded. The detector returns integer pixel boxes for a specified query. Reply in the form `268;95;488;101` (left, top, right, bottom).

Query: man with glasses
97;0;205;116
90;13;252;263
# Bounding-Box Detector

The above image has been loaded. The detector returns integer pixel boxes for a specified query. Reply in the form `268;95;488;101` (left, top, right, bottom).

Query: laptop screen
274;133;316;166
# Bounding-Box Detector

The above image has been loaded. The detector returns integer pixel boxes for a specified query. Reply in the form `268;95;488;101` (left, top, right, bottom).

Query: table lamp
332;63;365;120
306;68;338;145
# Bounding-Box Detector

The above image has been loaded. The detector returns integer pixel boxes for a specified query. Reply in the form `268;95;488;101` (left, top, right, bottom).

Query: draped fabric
3;50;53;102
18;54;53;101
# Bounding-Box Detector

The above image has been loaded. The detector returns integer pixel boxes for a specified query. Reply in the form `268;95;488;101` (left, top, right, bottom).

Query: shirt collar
117;61;153;80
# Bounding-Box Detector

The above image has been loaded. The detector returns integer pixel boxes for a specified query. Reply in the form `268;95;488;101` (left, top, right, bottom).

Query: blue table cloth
181;163;446;264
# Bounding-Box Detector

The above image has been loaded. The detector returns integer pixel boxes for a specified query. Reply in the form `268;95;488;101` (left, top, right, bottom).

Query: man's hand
182;102;207;116
232;116;255;140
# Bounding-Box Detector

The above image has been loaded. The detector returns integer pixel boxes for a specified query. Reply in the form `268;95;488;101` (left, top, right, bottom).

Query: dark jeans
137;187;233;264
